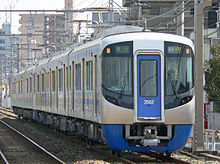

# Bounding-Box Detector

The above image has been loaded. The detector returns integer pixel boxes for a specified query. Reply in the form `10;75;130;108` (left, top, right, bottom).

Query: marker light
106;48;111;54
186;48;190;54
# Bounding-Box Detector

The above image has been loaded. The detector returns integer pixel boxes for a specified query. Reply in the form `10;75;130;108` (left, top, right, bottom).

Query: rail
0;150;9;164
0;119;65;164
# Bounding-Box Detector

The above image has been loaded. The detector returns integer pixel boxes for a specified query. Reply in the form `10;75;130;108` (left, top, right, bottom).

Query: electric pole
193;0;212;152
176;0;184;36
108;0;114;24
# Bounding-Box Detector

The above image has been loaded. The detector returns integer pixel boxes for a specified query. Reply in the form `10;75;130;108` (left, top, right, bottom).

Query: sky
0;0;123;33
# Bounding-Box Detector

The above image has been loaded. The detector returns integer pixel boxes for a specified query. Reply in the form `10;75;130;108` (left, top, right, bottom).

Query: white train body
11;26;195;151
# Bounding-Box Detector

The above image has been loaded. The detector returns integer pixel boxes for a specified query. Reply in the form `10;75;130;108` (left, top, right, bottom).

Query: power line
124;0;193;24
151;3;193;31
0;8;127;13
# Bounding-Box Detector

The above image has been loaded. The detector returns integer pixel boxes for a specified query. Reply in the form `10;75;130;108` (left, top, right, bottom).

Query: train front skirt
102;124;192;151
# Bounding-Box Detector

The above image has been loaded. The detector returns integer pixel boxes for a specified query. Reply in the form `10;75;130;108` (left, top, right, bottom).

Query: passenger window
69;66;71;90
66;67;69;90
30;77;32;93
59;68;63;91
75;64;81;90
52;71;55;92
18;81;20;94
86;61;93;90
42;73;45;92
37;75;40;92
27;79;29;93
21;80;23;93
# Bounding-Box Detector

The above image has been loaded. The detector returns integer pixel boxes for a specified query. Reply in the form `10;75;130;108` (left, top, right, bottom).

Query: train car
11;26;195;153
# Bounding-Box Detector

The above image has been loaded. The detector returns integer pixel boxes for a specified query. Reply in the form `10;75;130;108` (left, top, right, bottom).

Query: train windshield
164;42;194;109
102;42;134;109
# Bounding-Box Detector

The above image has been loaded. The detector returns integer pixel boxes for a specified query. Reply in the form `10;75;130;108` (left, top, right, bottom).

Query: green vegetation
204;45;220;112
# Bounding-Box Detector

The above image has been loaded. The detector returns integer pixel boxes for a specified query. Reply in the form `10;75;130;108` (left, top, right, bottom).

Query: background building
123;0;194;37
0;22;19;107
122;0;219;38
18;13;69;69
18;0;74;71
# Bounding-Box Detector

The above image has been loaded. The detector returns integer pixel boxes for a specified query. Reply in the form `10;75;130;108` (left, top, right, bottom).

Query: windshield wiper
168;73;179;99
119;72;128;98
141;74;156;88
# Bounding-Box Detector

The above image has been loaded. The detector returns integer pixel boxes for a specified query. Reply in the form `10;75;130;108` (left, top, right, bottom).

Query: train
11;26;195;153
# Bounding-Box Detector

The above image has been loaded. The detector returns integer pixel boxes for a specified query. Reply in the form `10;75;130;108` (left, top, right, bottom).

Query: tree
204;45;220;102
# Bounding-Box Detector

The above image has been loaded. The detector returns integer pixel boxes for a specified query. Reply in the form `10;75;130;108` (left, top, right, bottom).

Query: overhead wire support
123;0;193;28
0;8;127;13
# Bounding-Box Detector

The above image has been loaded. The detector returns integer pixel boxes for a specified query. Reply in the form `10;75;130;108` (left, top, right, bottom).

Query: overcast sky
0;0;123;33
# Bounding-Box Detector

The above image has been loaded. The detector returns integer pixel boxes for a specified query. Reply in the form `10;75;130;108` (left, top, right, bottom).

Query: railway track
0;150;9;164
0;118;64;163
0;107;17;119
0;107;216;163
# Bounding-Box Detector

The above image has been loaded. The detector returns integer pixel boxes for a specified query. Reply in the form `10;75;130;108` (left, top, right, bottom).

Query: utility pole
176;0;184;36
137;0;142;26
108;0;114;24
193;0;212;152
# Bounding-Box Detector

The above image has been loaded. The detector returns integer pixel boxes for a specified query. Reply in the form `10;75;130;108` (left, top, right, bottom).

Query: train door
56;67;58;113
135;53;164;122
49;69;52;112
93;55;97;116
71;62;74;112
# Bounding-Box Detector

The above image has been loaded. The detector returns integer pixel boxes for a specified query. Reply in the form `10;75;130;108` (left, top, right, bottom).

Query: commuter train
11;26;195;153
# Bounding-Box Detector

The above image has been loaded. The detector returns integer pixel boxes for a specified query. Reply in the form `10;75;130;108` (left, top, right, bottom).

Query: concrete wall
208;112;220;130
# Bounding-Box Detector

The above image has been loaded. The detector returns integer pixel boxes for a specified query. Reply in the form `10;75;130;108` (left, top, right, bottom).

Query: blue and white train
11;26;195;153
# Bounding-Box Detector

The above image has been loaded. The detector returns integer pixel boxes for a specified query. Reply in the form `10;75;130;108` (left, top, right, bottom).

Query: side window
69;66;71;90
30;77;32;93
52;70;55;92
34;74;36;93
18;81;20;94
21;80;23;93
27;78;29;93
59;68;63;91
42;73;45;92
66;67;69;90
86;60;93;90
37;75;40;92
75;64;81;90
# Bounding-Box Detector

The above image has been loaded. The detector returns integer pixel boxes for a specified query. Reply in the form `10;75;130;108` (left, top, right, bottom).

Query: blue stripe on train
102;124;192;151
34;110;40;121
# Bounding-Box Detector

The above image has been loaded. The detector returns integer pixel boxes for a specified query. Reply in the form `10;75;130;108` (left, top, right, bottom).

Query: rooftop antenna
10;4;12;25
5;6;8;23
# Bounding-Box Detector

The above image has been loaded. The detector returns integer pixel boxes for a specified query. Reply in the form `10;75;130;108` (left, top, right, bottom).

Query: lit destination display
115;45;129;54
167;46;181;54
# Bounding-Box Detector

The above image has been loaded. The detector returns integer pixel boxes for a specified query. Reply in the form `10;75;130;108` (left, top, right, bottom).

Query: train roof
93;25;147;39
13;26;193;81
100;26;193;48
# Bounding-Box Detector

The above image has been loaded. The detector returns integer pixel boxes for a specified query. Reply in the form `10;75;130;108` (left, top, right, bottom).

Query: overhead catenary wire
151;4;194;31
123;0;193;24
152;2;219;31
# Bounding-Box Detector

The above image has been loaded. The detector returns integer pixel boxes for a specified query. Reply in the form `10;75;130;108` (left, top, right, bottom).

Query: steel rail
0;107;17;118
0;150;9;164
0;120;65;164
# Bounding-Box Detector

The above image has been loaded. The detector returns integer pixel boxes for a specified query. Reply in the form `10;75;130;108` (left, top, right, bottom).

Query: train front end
100;30;195;151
